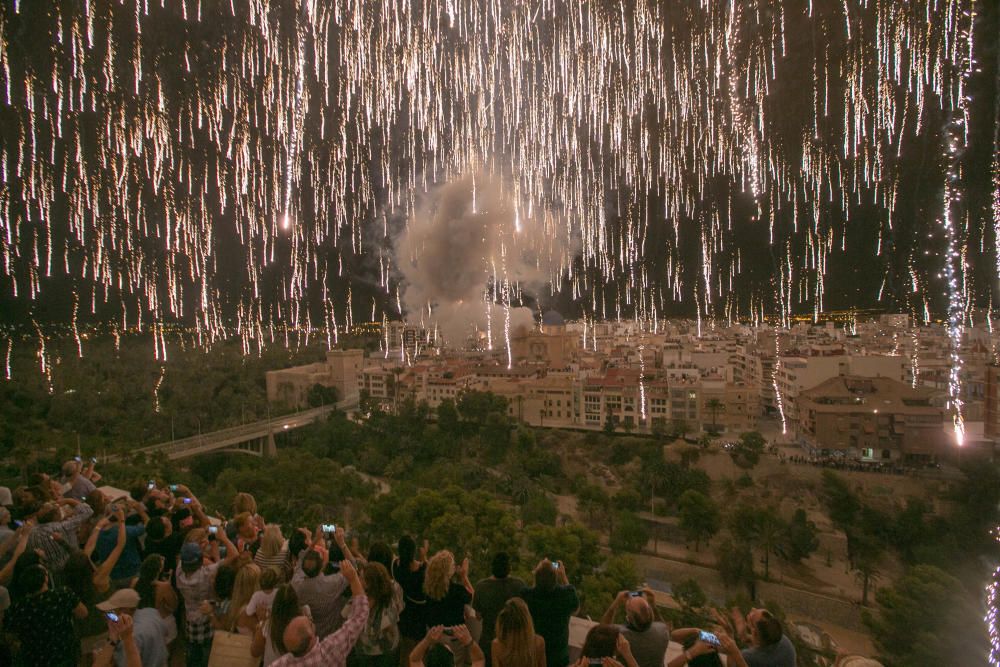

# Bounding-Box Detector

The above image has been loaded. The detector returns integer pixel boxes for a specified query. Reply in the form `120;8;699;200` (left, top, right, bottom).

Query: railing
108;398;354;461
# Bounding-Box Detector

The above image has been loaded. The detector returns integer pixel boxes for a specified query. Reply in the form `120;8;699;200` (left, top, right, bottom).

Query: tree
671;418;690;440
730;505;787;579
705;398;723;433
673;578;707;611
610;511;649;553
579;555;639;619
437;398;460;435
848;529;885;606
716;538;755;598
821;470;861;529
677;490;720;551
612;488;643;512
864;565;987;667
306;383;338;407
603;413;618;435
576;482;610;527
521;491;558;526
524;523;603;582
781;509;819;563
457;390;509;425
730;431;766;469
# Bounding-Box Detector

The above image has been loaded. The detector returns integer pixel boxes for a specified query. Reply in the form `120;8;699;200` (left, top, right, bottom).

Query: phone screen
699;631;720;647
170;484;178;492
208;526;218;535
322;523;335;533
183;498;192;504
552;561;560;569
105;612;120;622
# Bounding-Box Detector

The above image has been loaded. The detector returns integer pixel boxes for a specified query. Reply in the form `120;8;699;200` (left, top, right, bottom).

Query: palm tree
854;556;882;606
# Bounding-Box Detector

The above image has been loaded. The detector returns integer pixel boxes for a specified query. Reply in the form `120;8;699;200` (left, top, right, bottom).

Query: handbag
208;625;260;667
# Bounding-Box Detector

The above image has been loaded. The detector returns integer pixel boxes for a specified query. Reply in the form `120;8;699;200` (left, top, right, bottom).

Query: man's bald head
283;616;316;657
625;596;653;631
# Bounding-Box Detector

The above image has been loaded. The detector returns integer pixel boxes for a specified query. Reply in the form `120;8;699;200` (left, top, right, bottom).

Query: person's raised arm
669;628;701;643
716;631;748;667
458;557;474;595
83;516;112;558
666;639;718;667
410;625;446;667
57;498;94;532
334;526;355;563
601;591;627;625
615;633;638;667
93;508;127;586
217;523;239;565
453;624;485;667
0;524;33;585
94;614;142;667
126;497;149;524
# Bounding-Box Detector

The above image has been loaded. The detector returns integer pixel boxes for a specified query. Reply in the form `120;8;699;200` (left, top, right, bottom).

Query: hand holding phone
698;631;721;648
208;525;218;535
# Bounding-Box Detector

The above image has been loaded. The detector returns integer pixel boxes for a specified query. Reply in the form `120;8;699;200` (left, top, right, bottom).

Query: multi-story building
265;349;364;409
797;375;948;463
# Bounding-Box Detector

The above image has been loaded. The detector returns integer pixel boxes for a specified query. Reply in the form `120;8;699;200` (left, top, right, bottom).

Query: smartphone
628;591;644;598
208;526;218;535
552;561;560;569
74;456;82;462
91;457;98;463
243;543;252;553
183;497;192;505
13;520;24;528
322;523;336;533
147;480;155;490
105;612;120;622
170;484;179;492
442;628;454;636
698;631;721;647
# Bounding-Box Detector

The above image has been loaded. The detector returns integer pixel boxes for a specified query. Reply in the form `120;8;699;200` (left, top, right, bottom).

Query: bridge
108;400;354;462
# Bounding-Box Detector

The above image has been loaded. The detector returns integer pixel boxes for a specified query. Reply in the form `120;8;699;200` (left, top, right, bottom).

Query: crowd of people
0;458;799;667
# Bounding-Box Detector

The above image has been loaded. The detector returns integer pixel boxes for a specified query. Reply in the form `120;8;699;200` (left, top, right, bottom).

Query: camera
698;631;721;647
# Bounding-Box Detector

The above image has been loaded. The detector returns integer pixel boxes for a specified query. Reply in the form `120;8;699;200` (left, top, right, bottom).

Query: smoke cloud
395;174;569;346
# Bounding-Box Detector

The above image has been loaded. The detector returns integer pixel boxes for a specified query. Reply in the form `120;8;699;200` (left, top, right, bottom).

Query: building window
862;448;874;459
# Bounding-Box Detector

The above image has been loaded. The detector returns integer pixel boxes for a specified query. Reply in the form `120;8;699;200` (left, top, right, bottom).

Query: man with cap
96;588;168;667
175;529;239;667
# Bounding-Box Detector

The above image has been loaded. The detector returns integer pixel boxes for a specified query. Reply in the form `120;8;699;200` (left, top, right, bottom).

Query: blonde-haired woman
492;598;544;667
254;524;290;580
423;551;474;665
227;563;263;635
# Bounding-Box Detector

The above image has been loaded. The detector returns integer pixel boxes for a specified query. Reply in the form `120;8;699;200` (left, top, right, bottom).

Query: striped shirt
27;503;93;572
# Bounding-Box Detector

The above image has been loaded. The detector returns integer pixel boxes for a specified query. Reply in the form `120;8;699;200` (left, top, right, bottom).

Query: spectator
292;526;355;638
224;562;262;635
423;550;473;628
233;511;264;555
64;510;126;649
473;552;526;666
517;559;579;667
574;627;639;667
145;515;184;574
343;561;404;667
409;625;485;667
730;607;796;667
0;506;14;545
176;531;238;667
96;587;169;667
272;558;369;667
367;541;394;572
60;459;97;502
253;583;310;666
6;563;88;666
133;554;178;645
94;500;147;588
0;523;33;587
26;497;94;575
491;598;544;667
255;524;291;578
668;629;737;667
92;613;143;667
600;590;670;667
243;566;282;629
392;535;428;667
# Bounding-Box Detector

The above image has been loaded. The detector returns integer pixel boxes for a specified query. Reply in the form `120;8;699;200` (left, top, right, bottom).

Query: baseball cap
96;588;140;611
180;543;203;569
